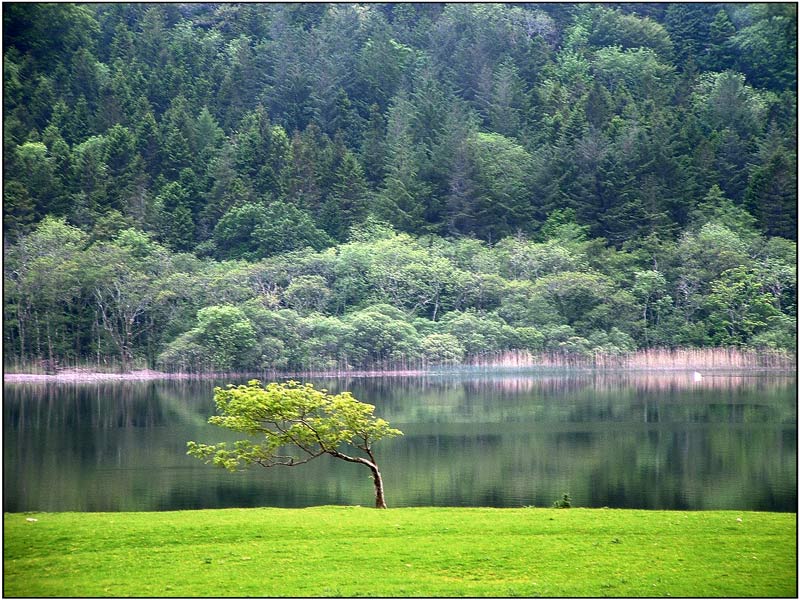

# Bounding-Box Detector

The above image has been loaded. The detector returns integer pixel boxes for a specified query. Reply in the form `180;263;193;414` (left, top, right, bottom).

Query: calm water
3;371;796;512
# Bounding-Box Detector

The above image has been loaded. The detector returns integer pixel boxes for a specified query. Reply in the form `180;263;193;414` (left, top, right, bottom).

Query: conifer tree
321;150;369;241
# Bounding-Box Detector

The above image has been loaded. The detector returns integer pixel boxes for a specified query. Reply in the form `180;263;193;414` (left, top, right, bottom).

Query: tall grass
2;356;152;375
5;347;794;381
468;347;796;370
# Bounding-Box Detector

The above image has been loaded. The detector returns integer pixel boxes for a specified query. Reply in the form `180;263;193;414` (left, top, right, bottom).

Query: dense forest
3;3;797;372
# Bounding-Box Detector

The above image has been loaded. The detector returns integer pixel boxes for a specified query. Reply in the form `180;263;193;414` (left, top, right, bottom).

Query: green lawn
3;507;796;597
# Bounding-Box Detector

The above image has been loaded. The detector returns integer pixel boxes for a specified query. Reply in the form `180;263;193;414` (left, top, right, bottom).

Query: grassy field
3;507;796;597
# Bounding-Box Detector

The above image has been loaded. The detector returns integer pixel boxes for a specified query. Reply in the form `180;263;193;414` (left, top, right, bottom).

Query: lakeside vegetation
5;346;796;379
4;507;796;597
3;8;796;598
4;219;796;375
3;3;797;375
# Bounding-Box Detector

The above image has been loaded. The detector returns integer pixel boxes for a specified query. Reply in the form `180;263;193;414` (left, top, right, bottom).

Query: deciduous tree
187;380;402;508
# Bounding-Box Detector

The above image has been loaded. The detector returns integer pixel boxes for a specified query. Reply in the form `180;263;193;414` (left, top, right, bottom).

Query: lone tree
187;380;402;508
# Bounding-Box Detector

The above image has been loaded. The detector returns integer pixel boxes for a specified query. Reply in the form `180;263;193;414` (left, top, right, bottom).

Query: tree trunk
329;450;388;509
16;303;27;364
370;464;387;509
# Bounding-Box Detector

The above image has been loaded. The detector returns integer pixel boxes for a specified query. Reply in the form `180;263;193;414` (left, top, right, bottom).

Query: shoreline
3;369;200;384
2;368;442;384
4;364;796;384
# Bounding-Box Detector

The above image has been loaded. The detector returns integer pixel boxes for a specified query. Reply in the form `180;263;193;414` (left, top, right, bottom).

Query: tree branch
261;418;320;457
255;451;325;468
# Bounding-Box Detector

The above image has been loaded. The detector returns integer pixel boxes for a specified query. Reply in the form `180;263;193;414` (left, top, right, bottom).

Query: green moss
4;507;796;597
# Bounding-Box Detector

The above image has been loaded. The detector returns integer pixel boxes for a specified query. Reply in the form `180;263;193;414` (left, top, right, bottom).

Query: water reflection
3;372;796;512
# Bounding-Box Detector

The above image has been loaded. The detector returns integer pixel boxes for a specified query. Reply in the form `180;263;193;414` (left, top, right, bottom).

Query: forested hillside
3;3;797;372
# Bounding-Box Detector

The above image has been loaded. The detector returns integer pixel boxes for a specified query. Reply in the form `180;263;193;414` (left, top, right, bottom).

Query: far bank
4;346;796;384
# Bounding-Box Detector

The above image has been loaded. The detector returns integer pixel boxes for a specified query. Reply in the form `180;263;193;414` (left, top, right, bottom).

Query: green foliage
189;380;401;469
156;330;210;373
464;132;536;240
187;380;402;506
532;271;613;330
592;46;675;102
366;234;461;318
704;267;780;346
729;6;797;91
419;333;466;365
321;150;370;241
691;185;758;239
345;305;421;368
586;7;674;58
297;314;355;370
194;305;258;371
154;182;194;251
692;71;768;138
284;275;331;314
552;493;572;509
3;180;36;236
439;310;515;357
678;223;750;287
213;201;333;261
11;141;63;219
749;313;797;352
2;3;797;368
744;146;797;239
3;4;99;65
539;209;589;244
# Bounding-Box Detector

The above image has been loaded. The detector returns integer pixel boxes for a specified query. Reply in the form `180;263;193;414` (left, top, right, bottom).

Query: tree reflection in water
3;371;796;512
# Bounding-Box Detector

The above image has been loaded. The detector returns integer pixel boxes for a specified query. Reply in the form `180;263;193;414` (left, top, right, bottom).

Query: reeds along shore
4;347;795;382
258;347;797;375
467;347;796;370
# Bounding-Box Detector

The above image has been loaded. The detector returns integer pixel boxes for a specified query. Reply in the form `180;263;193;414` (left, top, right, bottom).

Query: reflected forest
4;374;796;512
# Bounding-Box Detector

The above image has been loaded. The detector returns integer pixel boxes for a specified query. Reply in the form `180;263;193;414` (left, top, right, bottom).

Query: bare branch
262;418;321;457
255;451;325;468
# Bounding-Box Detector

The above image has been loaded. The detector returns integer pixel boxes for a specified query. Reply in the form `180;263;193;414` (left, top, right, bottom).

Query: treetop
189;380;402;472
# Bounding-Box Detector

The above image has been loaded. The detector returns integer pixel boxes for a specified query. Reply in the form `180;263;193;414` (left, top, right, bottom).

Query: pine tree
354;26;414;111
104;124;144;214
706;9;736;72
233;105;291;198
484;59;530;139
584;81;614;131
41;124;73;204
745;149;797;240
194;106;224;165
663;4;715;65
321;150;369;241
360;103;388;187
3;180;37;237
70;136;109;226
713;128;752;204
596;149;640;244
216;35;263;129
200;142;257;240
375;93;429;233
132;96;161;174
282;123;333;215
160;95;195;180
445;132;478;236
66;96;92;145
155;181;195;251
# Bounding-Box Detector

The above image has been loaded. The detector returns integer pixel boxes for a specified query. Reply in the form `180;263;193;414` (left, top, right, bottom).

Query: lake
3;370;796;512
